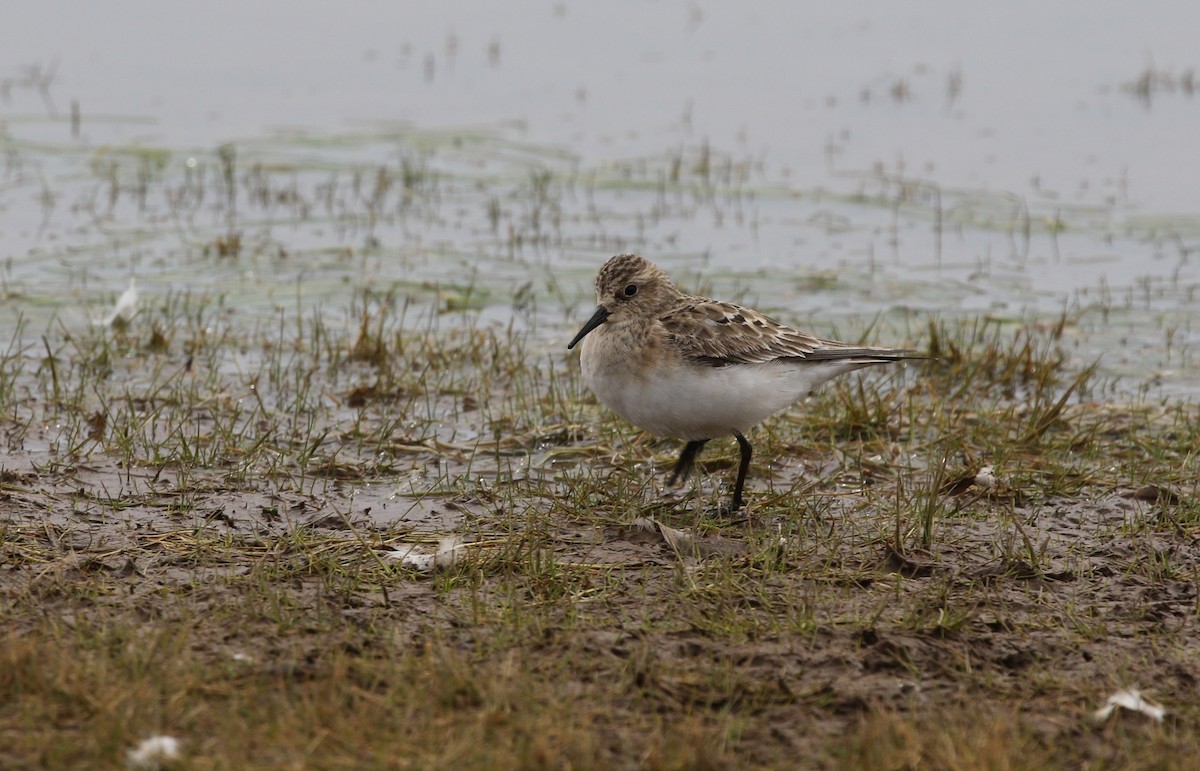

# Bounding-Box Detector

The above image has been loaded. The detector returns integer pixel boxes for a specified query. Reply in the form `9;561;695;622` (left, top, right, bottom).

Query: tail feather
801;346;926;364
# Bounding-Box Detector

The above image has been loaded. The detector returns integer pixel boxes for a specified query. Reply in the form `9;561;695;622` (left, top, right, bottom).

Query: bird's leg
727;430;754;512
668;439;708;486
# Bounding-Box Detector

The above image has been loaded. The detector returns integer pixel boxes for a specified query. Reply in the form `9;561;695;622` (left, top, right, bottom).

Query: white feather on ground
384;536;467;572
126;735;182;769
103;278;139;327
1093;689;1165;723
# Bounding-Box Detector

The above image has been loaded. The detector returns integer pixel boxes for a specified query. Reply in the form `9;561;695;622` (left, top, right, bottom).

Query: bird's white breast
579;324;849;440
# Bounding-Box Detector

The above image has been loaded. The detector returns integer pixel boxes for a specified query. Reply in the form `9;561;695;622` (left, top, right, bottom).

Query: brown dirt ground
2;450;1196;767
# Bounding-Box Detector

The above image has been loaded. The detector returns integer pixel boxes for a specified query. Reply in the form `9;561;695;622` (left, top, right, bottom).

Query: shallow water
1;1;1197;395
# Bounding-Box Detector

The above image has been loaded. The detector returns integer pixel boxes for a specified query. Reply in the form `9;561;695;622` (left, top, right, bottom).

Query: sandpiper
568;253;922;512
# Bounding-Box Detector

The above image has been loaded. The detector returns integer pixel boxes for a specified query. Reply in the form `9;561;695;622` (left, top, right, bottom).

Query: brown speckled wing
659;298;825;366
660;297;913;367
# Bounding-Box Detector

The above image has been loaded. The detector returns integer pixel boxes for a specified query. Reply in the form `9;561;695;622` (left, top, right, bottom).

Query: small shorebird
568;254;922;512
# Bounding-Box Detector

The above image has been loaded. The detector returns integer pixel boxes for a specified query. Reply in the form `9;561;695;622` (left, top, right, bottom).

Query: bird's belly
583;354;830;440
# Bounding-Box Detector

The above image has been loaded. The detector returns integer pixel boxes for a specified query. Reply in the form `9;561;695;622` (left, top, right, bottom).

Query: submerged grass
1;284;1199;768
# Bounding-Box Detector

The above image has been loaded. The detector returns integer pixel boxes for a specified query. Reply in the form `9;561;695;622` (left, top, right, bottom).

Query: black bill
567;306;610;349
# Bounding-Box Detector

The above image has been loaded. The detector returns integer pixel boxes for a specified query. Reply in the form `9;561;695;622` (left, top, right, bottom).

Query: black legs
669;439;709;486
666;432;754;512
729;430;753;512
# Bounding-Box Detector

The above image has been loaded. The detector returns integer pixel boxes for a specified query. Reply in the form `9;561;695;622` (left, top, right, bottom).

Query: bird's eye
622;284;638;297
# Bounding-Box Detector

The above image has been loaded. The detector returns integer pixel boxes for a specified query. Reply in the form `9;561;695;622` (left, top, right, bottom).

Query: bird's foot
712;497;748;519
